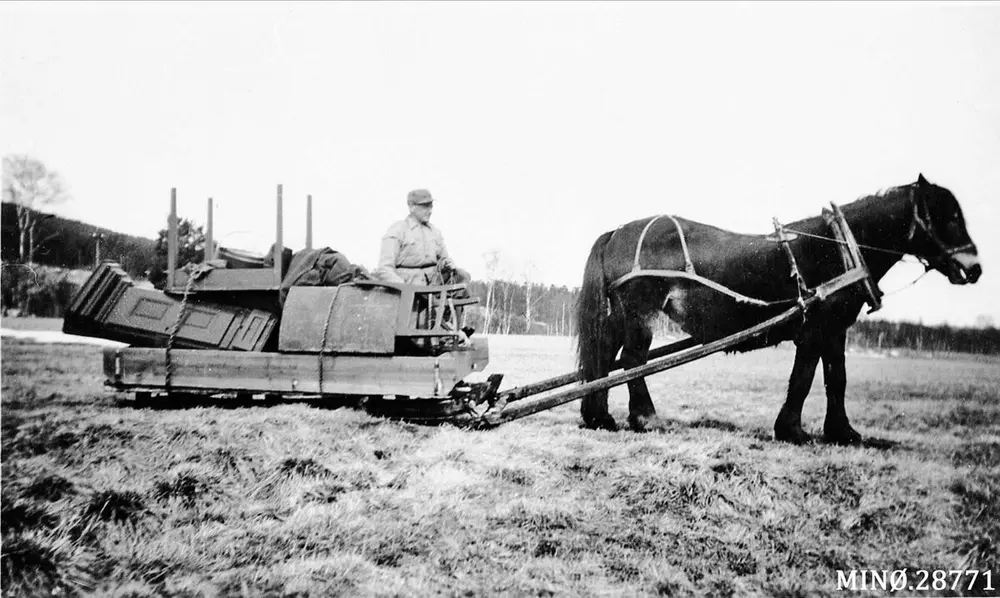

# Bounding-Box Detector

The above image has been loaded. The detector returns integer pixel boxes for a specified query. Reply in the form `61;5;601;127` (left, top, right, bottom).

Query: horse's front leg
821;331;862;445
622;316;656;432
774;343;821;444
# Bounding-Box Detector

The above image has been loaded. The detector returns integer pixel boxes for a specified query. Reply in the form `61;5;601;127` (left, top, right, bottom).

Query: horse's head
907;174;982;285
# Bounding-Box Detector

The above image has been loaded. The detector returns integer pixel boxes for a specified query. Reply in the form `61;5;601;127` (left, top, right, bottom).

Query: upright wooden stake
167;188;177;289
205;197;214;262
274;184;284;284
306;194;313;250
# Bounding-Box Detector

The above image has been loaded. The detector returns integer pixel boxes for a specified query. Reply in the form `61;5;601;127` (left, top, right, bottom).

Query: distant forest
3;203;998;355
1;202;157;277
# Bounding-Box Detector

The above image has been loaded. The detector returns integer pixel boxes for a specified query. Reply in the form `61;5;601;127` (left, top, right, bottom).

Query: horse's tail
575;230;615;381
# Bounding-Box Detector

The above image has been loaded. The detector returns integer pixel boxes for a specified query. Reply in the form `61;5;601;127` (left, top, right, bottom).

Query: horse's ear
917;173;929;186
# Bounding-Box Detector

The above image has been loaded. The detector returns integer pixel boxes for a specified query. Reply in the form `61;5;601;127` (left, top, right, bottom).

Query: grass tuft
801;462;863;509
101;580;161;598
276;457;333;478
152;466;216;506
689;417;740;433
22;473;76;502
0;535;62;595
924;404;998;431
2;419;79;457
951;472;1000;581
489;466;535;486
710;461;741;476
1;498;58;534
82;489;146;523
0;534;95;596
953;441;1000;469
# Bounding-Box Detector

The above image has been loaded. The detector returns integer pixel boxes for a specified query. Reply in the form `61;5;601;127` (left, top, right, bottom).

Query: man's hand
439;257;456;274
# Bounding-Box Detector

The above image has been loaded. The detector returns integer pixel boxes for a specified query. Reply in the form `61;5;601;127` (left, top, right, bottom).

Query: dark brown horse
575;175;982;444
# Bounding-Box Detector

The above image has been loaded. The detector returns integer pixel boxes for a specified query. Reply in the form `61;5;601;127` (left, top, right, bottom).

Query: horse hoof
825;428;863;446
774;427;812;445
584;415;618;432
599;417;619;432
628;414;658;433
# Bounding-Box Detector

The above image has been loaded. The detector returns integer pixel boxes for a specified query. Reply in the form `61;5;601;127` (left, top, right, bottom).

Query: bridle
777;183;977;289
905;184;977;270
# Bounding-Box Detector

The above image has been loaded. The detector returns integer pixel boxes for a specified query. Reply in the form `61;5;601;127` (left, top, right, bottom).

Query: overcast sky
2;2;998;327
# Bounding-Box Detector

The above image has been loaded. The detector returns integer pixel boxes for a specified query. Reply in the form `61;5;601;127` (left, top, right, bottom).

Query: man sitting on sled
373;189;470;286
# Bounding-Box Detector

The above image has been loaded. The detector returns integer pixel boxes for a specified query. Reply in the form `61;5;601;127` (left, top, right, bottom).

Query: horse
574;174;982;445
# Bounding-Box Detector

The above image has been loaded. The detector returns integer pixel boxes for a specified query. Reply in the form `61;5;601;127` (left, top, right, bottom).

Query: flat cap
407;189;434;205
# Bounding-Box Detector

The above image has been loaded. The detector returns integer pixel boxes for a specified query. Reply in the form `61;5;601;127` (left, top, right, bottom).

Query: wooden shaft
500;336;700;403
306;194;313;250
167;188;177;289
275;184;283;284
487;304;806;425
205;197;214;262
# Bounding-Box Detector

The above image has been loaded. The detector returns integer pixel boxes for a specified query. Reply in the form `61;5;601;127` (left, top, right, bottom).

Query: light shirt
375;214;452;284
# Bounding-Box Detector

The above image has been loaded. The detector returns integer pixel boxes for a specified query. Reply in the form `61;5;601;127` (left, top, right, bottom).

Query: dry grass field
2;320;999;597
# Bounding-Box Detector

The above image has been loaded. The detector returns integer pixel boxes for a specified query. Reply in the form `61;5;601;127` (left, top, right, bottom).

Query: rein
777;227;909;258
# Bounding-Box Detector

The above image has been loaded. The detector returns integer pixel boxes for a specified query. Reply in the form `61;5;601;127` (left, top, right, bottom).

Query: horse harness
906;185;976;260
608;204;883;313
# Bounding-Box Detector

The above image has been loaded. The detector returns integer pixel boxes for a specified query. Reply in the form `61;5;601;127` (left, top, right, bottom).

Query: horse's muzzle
947;252;982;285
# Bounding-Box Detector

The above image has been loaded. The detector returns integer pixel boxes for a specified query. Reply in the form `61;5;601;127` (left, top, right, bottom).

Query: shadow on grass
115;393;361;412
814;435;903;451
626;415;907;452
625;416;775;442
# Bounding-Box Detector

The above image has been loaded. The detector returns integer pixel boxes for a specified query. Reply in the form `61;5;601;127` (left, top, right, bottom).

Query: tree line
1;202;158;277
847;319;1000;356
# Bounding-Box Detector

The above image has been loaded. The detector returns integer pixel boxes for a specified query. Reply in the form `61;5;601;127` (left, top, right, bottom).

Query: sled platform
104;338;490;399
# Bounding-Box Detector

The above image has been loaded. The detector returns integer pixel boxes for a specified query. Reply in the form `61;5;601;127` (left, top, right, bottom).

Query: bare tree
501;279;515;334
481;250;501;334
974;314;996;329
2;154;70;263
522;261;539;333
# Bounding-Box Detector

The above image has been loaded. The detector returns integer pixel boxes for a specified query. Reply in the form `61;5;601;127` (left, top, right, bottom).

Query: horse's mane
783;184;912;232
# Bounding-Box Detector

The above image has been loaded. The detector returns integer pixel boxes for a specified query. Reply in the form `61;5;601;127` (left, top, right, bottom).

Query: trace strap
612;214;798;307
630;215;696;275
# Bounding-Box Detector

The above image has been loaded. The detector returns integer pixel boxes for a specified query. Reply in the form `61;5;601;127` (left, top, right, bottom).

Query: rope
317;291;339;394
880;267;931;297
165;273;198;389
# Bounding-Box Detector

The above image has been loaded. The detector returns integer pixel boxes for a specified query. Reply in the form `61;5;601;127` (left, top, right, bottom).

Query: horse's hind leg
622;314;656;432
821;331;862;446
580;316;625;432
